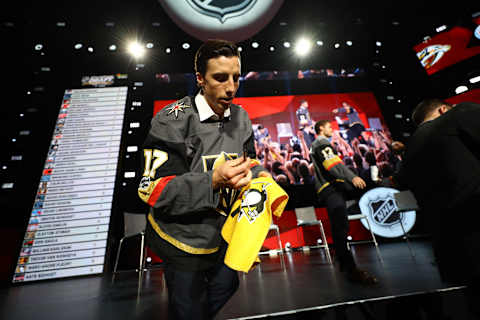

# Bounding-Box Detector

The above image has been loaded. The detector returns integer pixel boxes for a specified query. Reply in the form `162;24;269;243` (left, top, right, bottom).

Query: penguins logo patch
234;182;271;224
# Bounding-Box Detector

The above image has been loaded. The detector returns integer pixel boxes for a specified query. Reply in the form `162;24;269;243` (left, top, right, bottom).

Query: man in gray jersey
311;120;377;285
138;39;268;319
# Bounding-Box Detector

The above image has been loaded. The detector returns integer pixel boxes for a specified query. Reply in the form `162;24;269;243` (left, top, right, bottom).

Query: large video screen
155;92;397;190
414;16;480;75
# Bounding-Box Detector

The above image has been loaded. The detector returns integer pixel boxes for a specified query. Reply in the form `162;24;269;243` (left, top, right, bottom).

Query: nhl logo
186;0;257;23
369;196;401;226
359;187;416;238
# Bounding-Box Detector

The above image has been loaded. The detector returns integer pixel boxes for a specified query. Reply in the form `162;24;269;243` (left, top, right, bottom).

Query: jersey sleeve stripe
147;175;176;207
323;156;343;171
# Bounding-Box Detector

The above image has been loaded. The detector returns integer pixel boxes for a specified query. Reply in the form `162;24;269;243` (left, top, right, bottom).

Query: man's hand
212;157;252;190
352;176;366;189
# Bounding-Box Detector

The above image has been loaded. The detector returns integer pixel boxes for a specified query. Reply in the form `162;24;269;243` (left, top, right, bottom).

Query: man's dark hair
411;99;452;126
314;120;330;134
194;39;240;76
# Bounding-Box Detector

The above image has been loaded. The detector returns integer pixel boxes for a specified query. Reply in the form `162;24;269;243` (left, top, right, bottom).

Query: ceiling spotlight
376;41;382;47
108;45;117;51
251;41;259;48
269;46;275;52
455;85;468;94
34;44;43;51
469;75;480;84
283;41;291;48
316;41;323;46
294;38;312;56
346;41;353;46
165;47;171;54
436;25;447;33
87;47;94;53
182;42;190;49
74;43;83;49
334;43;340;49
128;42;145;58
146;43;154;49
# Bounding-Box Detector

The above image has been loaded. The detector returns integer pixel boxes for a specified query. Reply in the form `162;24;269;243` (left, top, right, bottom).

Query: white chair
294;206;332;264
113;212;147;274
345;200;382;261
259;222;283;255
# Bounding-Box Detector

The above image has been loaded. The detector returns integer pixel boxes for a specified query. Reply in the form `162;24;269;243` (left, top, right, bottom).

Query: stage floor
0;238;474;320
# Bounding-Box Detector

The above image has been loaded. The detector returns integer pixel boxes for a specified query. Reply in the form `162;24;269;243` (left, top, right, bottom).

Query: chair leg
274;227;283;253
363;217;383;262
113;237;126;274
399;216;415;258
139;232;146;273
318;221;332;264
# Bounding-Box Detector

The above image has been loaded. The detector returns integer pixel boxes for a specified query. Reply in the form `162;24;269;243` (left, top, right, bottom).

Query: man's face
321;122;333;138
301;101;309;108
196;55;240;116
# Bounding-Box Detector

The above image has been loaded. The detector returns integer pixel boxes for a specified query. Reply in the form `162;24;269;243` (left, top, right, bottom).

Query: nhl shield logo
359;187;416;238
186;0;257;23
369;196;401;226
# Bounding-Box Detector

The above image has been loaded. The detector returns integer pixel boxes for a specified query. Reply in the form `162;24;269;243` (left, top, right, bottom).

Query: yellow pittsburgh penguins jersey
221;176;289;273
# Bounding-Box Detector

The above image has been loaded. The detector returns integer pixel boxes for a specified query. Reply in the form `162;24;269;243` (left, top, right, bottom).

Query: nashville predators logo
186;0;256;23
416;44;451;69
231;182;271;224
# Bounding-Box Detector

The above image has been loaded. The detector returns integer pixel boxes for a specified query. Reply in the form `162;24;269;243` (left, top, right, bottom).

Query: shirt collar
195;92;231;122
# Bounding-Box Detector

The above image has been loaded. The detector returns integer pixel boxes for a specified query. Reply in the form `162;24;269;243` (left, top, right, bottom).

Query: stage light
238;46;243;52
334;43;340;49
455;85;468;94
128;42;146;58
182;42;190;49
108;45;117;51
27;91;31;95
251;41;259;48
346;41;352;46
376;41;382;47
436;25;447;32
87;47;94;53
269;46;275;52
294;38;312;56
347;236;353;241
56;22;66;27
74;43;83;50
316;41;323;46
165;47;171;54
34;44;43;51
283;41;291;48
146;43;154;49
469;75;480;84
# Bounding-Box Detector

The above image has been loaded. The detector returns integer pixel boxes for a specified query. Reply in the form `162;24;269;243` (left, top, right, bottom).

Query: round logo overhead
358;187;416;238
160;0;284;42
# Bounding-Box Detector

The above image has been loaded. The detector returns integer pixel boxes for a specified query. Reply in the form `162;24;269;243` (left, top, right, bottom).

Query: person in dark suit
394;99;480;318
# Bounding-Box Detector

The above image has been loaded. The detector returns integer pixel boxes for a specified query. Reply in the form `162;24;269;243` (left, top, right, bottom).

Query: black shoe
343;267;378;285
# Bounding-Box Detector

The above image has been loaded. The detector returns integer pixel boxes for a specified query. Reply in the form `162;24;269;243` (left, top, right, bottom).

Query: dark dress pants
324;191;356;269
163;262;239;320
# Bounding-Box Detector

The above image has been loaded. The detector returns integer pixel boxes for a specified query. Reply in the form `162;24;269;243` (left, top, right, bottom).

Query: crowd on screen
253;101;404;191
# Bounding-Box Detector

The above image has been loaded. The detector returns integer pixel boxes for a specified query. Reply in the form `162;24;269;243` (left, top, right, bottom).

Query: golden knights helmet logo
186;0;256;23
